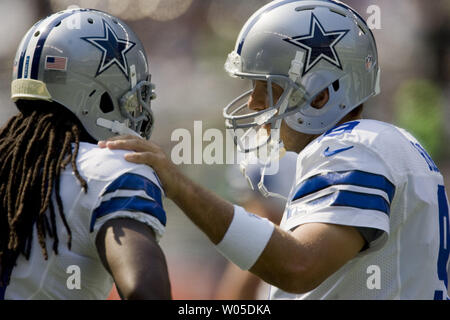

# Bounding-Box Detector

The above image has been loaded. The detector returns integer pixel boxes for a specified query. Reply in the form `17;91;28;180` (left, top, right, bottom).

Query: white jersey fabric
2;142;166;300
269;119;450;300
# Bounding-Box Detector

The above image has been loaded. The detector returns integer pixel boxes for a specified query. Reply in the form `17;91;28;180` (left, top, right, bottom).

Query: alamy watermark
66;265;81;290
170;121;282;175
366;264;381;290
367;5;382;30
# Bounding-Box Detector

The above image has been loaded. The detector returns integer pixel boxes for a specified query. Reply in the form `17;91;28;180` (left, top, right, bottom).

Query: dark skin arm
95;218;172;300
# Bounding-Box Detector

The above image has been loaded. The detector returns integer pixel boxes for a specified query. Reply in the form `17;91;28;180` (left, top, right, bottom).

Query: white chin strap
239;51;304;201
96;118;141;138
239;139;288;201
257;143;288;201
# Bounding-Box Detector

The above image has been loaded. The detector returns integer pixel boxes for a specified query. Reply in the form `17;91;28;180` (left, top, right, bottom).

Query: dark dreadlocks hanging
0;100;91;287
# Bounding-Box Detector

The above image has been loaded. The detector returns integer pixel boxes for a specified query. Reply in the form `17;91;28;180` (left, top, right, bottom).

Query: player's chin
280;120;309;153
282;139;297;152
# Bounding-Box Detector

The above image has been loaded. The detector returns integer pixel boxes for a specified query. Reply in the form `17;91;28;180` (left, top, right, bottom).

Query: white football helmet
223;0;380;152
11;8;155;141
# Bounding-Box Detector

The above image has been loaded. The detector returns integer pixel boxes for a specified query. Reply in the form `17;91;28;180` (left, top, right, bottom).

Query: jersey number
435;185;449;300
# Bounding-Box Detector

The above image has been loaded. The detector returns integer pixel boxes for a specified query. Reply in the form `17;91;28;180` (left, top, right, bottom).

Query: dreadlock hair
0;100;94;287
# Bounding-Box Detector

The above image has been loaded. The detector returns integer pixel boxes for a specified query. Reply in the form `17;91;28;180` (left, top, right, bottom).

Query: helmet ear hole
332;80;340;92
100;92;114;113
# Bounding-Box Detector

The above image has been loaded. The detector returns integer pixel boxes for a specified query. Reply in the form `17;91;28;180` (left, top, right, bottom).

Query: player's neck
336;111;363;127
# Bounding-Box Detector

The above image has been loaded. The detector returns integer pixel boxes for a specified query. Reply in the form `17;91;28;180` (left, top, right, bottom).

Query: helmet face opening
223;72;309;153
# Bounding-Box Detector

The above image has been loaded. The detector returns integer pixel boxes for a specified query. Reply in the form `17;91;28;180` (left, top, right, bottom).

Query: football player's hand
98;136;181;199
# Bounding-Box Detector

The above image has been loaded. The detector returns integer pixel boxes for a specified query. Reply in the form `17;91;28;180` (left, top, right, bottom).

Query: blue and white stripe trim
90;172;166;232
16;19;43;79
102;172;163;202
16;10;79;80
291;170;395;216
307;190;390;215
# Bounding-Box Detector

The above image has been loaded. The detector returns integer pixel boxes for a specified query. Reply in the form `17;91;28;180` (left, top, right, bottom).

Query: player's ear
311;88;329;109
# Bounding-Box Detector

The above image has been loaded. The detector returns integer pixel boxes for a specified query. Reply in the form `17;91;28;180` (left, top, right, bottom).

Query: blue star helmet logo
82;19;136;80
283;13;349;76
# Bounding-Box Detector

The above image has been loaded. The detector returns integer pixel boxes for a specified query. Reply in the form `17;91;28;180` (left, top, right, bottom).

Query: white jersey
270;119;450;300
2;142;166;300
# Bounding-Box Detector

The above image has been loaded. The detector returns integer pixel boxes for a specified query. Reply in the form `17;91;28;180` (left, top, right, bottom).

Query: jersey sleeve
89;165;166;242
283;135;397;253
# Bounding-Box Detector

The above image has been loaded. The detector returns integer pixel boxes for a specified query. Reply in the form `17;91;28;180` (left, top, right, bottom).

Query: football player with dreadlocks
0;9;171;299
102;0;449;299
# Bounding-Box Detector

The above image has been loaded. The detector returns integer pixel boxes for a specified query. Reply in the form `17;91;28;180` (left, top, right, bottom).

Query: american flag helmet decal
45;56;67;71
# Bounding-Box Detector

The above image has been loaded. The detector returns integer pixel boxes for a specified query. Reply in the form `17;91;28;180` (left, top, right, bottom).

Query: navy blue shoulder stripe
0;256;14;300
90;196;166;232
328;190;390;215
292;170;395;203
103;172;163;206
